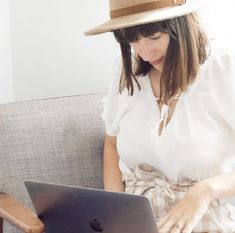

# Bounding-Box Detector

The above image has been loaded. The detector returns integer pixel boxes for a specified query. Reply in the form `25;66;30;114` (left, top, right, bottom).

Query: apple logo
89;219;103;232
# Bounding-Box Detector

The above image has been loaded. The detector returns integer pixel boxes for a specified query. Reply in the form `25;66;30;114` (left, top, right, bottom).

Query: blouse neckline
145;69;202;138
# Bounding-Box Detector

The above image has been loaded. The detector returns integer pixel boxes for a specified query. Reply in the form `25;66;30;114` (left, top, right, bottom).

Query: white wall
200;0;235;50
9;0;119;101
0;0;14;104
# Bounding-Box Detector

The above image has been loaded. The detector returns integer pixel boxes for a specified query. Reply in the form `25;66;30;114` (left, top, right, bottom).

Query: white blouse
101;48;235;182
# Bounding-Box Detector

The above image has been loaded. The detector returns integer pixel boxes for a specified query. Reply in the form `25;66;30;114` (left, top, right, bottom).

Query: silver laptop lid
25;181;158;233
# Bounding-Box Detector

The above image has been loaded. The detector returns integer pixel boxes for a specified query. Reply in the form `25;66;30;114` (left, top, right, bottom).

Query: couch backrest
0;94;105;232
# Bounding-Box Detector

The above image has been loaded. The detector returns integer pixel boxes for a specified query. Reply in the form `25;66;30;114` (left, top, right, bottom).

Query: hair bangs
114;21;167;43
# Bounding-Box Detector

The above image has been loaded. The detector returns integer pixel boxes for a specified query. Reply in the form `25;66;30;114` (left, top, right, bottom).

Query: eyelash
149;35;161;40
128;34;161;43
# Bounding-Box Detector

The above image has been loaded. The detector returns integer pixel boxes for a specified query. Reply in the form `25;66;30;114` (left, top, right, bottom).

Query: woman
85;0;235;232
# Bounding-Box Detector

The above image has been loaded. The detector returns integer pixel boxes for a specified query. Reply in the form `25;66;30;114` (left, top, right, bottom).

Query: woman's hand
157;181;214;233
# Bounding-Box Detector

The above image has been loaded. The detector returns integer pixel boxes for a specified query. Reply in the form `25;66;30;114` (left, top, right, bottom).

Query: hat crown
109;0;186;18
109;0;160;11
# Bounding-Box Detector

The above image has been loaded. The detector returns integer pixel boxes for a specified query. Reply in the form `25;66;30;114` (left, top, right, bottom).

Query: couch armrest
0;193;44;233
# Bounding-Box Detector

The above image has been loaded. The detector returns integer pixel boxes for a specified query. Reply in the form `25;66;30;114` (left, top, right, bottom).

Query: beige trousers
122;164;235;233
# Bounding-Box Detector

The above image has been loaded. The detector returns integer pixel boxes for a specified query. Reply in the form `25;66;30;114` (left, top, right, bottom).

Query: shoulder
198;48;235;92
202;48;235;76
198;48;235;103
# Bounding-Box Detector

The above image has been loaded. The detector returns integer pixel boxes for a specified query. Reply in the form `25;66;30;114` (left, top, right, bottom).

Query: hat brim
84;0;213;36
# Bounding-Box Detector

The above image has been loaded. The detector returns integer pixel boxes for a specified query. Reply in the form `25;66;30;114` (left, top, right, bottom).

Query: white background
0;0;234;103
0;0;14;104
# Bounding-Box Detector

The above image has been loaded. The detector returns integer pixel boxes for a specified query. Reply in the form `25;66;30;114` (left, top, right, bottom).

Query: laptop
25;181;159;233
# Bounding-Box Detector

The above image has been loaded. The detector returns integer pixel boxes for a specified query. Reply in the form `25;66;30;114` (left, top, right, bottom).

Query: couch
0;94;105;233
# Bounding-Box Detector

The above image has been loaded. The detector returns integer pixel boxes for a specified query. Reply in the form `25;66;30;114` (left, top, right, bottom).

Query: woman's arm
103;134;125;192
158;172;235;233
204;171;235;199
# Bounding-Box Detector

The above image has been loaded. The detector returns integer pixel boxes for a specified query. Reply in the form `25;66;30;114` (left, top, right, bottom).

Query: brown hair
113;12;209;104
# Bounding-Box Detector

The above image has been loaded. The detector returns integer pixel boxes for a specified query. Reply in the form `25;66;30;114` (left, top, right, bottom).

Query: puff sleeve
208;49;235;131
101;59;130;136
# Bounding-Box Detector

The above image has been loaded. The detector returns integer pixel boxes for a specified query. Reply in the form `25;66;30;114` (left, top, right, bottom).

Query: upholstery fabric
0;94;105;232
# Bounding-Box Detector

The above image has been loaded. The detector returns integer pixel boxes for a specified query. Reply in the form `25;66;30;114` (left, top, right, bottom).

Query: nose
131;38;156;61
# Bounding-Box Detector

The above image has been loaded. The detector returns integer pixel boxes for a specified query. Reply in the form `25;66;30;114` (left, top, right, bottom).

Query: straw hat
84;0;213;36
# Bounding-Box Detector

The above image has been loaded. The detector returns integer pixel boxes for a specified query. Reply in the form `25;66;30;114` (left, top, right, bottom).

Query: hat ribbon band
110;0;186;18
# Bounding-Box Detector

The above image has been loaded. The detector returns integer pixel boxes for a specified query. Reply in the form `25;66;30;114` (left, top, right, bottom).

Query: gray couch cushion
0;94;105;232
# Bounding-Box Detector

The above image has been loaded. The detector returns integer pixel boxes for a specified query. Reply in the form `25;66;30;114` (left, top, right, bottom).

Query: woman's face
130;32;170;73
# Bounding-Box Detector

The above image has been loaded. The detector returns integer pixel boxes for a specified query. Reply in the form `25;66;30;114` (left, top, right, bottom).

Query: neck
149;68;161;81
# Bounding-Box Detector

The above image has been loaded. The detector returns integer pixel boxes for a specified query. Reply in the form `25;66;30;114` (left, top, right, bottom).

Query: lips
149;57;164;66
